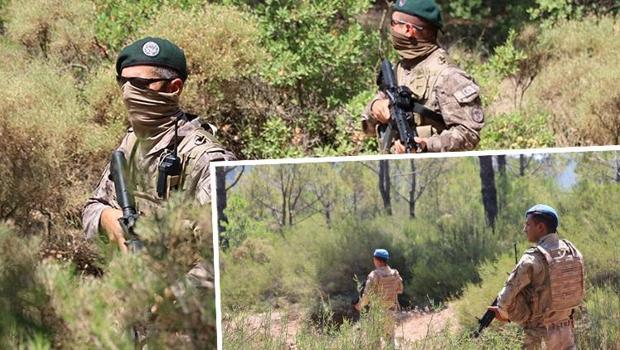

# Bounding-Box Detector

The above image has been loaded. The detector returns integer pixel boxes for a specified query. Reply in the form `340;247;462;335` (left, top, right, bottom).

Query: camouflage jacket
82;114;236;239
497;233;583;327
362;48;484;152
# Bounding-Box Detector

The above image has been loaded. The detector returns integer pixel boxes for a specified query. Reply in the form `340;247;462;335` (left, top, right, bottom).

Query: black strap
412;102;444;126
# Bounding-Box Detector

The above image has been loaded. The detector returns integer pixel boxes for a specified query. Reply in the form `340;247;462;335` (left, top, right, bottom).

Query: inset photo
213;147;620;350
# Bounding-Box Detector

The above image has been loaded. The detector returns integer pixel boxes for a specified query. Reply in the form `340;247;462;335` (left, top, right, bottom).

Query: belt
546;319;573;330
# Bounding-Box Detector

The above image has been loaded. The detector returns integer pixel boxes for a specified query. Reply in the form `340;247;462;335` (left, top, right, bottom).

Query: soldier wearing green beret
362;0;485;153
82;37;235;281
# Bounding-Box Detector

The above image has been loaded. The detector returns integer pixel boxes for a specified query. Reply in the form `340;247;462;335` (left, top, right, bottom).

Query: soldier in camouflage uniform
354;249;404;347
82;37;235;283
362;0;484;153
489;205;585;350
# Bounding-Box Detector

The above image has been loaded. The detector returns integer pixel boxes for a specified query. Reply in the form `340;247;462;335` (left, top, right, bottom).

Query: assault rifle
352;280;367;307
473;244;518;337
377;59;419;153
473;297;498;338
110;150;143;253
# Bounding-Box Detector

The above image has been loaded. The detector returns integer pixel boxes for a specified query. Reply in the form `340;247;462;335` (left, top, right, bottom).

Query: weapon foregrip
110;151;137;218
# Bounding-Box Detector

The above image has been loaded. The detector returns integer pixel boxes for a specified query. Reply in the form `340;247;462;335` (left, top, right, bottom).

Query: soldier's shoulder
180;123;236;160
522;247;545;264
436;64;480;103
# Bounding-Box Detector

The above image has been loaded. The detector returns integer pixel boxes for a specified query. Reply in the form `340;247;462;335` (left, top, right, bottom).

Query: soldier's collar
537;233;559;246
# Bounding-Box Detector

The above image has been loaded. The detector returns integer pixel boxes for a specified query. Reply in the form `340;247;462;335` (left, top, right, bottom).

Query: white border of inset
209;145;620;350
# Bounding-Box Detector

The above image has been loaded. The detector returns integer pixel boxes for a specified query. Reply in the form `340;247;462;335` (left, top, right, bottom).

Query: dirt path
395;304;459;343
240;304;459;348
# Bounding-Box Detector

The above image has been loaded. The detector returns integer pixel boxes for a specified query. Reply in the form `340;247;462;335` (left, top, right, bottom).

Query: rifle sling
412;102;444;126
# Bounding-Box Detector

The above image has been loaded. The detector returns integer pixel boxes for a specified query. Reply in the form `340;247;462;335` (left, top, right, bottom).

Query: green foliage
0;226;64;348
221;195;271;247
479;112;555;150
40;197;217;348
528;0;583;26
528;16;620;146
93;0;205;51
228;0;377;104
579;286;620;349
5;0;101;68
242;116;305;159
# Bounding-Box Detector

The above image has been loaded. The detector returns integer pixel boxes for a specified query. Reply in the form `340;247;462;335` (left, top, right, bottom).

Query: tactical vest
122;125;226;214
536;240;585;322
374;268;401;310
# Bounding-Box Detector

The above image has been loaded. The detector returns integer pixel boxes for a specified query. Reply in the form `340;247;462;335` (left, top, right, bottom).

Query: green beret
116;37;188;80
393;0;443;29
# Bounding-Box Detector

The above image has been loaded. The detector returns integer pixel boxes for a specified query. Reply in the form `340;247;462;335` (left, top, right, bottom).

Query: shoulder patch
454;84;480;103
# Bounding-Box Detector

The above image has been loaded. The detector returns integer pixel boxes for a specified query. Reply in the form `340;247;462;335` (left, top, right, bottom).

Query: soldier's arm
359;271;377;308
82;163;120;240
496;253;537;320
396;271;404;294
194;150;237;205
361;91;388;135
427;70;484;152
82;132;134;240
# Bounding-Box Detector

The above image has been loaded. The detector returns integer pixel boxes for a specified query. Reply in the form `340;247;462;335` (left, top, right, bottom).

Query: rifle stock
110;151;143;253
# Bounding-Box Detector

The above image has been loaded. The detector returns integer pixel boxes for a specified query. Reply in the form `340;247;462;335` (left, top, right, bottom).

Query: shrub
528;16;620;146
0;226;65;348
5;0;101;69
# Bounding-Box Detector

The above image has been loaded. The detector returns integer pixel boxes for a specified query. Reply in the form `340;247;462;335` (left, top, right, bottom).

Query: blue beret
526;204;559;229
373;249;390;260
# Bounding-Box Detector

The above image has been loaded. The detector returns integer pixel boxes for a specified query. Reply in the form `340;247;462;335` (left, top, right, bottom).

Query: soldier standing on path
362;0;484;153
355;249;404;348
489;204;585;350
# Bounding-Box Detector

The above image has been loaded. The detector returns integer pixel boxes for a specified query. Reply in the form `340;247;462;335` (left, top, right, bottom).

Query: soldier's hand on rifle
371;99;391;124
100;208;128;254
488;306;509;322
354;302;361;311
392;137;428;153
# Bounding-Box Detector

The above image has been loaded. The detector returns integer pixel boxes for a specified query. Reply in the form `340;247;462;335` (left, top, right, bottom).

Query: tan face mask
121;82;181;142
390;26;438;60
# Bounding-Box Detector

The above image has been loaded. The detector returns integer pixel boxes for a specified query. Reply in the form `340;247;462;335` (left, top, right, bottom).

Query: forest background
219;150;620;349
0;0;619;348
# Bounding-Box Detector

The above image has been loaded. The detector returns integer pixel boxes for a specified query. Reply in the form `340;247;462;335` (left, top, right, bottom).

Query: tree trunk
409;159;416;218
616;153;620;183
479;156;498;230
378;160;392;216
496;155;508;211
519;154;526;176
216;167;227;232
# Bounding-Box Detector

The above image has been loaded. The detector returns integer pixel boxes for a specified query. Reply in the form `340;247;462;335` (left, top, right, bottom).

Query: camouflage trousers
523;320;576;350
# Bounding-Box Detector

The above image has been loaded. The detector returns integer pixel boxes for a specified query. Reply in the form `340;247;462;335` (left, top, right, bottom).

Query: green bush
0;226;64;348
41;197;217;348
479;112;555;150
5;0;101;69
528;16;620;146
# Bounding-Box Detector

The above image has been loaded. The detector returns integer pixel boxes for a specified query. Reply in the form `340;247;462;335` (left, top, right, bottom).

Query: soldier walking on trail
362;0;484;153
354;249;404;348
489;204;585;350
